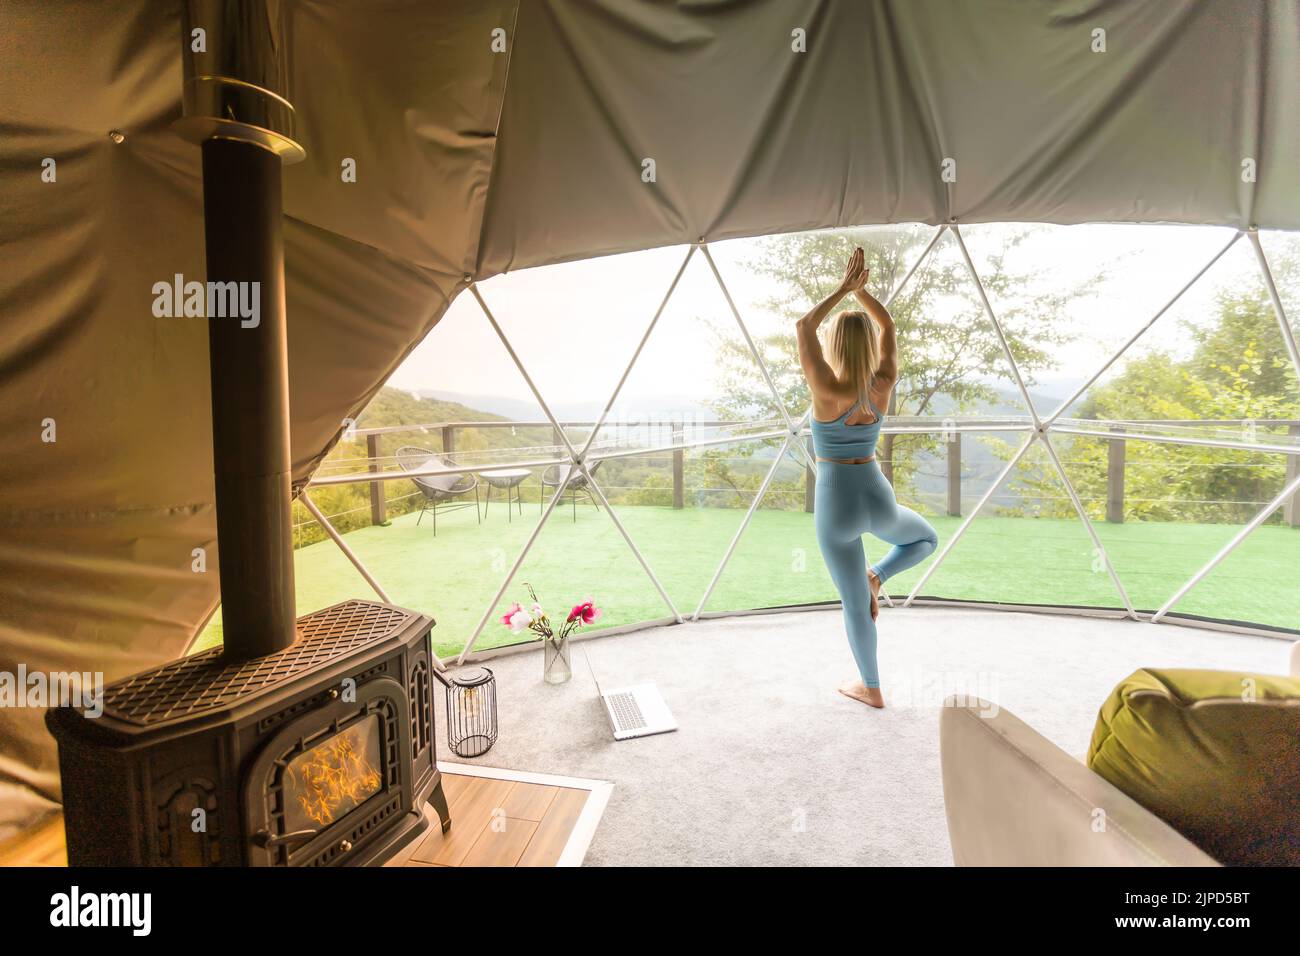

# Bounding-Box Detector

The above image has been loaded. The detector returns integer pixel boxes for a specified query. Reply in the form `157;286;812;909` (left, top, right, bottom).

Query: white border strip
436;762;614;867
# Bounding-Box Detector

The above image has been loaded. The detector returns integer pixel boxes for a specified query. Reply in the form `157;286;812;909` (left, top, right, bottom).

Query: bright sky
387;223;1277;413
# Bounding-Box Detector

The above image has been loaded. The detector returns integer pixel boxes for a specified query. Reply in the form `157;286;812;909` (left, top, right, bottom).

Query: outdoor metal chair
540;460;603;522
396;445;480;536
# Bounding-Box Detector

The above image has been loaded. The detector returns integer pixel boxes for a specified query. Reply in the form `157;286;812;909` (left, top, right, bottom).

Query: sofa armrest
940;698;1219;866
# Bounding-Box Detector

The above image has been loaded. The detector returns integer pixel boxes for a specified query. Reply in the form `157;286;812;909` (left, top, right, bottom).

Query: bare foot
838;680;885;709
867;570;881;620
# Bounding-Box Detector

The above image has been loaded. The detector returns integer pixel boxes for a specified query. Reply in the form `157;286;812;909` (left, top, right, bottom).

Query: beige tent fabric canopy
0;0;1297;831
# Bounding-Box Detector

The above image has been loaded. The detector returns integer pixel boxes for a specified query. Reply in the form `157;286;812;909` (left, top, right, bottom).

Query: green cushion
1087;668;1300;866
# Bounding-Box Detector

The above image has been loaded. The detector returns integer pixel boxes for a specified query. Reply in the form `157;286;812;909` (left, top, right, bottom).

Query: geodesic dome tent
2;0;1299;832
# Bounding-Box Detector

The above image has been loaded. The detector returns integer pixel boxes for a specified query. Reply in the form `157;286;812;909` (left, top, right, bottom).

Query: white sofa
939;641;1300;866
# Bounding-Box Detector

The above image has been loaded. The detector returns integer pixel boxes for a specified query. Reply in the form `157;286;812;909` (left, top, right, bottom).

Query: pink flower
507;609;532;632
500;602;523;627
567;599;602;625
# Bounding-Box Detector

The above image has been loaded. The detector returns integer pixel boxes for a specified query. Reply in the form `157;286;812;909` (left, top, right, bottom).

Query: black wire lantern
434;666;498;758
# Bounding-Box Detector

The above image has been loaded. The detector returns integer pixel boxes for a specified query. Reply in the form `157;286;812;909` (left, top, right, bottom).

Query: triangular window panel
1138;442;1298;629
361;290;564;476
958;223;1240;421
484;246;702;452
584;244;785;456
1051;234;1300;433
918;435;1127;609
480;470;676;655
1164;505;1300;632
901;227;1036;423
592;437;797;615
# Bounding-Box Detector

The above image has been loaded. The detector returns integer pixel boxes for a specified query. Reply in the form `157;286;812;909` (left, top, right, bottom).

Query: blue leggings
814;461;938;688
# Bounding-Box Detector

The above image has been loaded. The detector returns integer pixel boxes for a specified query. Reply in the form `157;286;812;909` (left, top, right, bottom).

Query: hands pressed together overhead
838;246;869;295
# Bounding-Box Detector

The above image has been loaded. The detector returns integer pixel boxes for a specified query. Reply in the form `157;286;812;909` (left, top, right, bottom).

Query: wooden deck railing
344;418;1300;528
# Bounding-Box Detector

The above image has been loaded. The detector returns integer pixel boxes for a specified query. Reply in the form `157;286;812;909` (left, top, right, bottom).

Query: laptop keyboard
609;691;647;731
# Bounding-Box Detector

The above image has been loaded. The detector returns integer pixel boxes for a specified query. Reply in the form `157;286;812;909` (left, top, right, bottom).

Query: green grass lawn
195;500;1300;659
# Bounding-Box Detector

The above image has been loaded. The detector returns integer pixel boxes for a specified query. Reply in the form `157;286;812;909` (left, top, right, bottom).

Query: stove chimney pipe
174;1;306;660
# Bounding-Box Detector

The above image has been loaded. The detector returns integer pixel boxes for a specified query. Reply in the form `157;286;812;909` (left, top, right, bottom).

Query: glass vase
543;634;571;684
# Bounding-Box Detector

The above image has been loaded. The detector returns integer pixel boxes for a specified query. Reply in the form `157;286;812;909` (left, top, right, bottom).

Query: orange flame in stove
289;726;382;827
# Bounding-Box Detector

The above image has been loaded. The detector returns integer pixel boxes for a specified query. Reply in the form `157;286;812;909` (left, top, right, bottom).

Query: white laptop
584;649;677;741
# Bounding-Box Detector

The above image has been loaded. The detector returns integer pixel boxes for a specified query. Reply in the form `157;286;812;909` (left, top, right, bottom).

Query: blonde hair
825;310;881;405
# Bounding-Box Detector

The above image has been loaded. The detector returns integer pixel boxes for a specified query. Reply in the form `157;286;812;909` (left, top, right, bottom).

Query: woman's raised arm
854;284;898;397
796;247;865;395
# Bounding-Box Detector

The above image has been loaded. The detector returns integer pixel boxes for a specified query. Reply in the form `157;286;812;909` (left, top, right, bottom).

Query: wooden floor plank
498;781;560;822
518;787;590;867
410;776;515;866
440;772;473;808
459;817;539;867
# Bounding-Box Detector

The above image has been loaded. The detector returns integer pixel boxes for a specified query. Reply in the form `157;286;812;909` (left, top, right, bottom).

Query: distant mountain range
414;380;1075;422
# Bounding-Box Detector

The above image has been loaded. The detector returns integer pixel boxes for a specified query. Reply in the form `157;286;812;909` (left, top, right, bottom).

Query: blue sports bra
811;397;883;460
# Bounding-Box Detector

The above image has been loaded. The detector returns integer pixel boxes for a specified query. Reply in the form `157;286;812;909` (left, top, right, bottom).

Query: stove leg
431;777;452;833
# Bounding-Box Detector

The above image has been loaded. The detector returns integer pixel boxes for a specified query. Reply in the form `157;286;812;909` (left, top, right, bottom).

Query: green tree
1010;246;1300;523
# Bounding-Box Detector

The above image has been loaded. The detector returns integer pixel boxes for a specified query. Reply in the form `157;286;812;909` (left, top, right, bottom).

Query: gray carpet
438;607;1292;866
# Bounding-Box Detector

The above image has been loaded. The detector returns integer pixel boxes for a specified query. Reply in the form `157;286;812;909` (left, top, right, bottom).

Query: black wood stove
46;0;451;866
47;599;449;866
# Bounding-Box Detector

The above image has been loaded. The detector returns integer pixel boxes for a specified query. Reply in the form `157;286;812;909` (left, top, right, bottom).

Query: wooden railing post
672;422;684;509
946;431;961;517
1286;423;1300;528
804;437;815;513
441;424;455;457
1107;431;1126;523
366;433;386;525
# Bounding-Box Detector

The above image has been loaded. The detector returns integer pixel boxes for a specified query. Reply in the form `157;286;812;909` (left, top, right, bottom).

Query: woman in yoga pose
797;247;938;709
